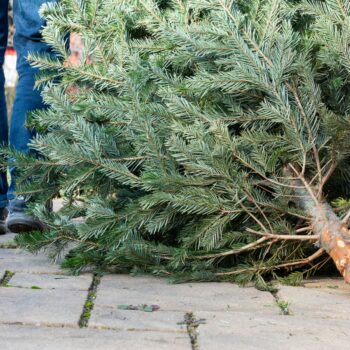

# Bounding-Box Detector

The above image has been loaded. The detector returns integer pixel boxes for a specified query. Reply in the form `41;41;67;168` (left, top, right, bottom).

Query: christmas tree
9;0;350;285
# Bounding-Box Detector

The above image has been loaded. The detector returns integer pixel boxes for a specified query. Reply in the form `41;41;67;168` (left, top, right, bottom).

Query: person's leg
0;0;9;234
7;0;52;232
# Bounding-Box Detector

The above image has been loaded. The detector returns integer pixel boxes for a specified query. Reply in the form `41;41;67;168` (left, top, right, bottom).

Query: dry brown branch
190;236;270;260
246;228;319;241
215;248;325;277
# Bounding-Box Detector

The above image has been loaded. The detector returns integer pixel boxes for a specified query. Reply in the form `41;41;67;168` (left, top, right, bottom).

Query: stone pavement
1;233;350;349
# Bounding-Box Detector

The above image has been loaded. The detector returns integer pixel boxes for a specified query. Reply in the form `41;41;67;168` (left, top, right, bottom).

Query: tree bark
295;182;350;283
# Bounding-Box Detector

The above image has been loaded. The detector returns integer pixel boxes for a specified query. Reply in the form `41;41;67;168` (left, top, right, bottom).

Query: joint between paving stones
270;289;291;316
180;312;202;350
0;270;15;287
79;274;101;328
0;241;18;249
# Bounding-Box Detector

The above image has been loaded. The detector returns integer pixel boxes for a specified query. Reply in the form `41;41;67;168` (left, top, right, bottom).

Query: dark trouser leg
7;0;53;232
9;0;52;210
0;0;9;212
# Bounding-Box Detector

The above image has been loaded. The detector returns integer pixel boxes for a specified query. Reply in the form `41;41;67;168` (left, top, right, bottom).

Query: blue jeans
0;0;53;209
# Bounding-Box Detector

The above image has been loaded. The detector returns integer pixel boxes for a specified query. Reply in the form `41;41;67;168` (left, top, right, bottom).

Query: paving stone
52;198;64;212
93;274;276;313
0;324;190;350
197;311;350;350
278;285;350;320
90;274;276;333
0;248;62;274
0;233;17;245
303;277;350;292
9;272;92;291
89;306;187;332
0;286;86;327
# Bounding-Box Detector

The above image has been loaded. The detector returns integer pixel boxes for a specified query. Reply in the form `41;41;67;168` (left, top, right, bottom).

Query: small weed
276;299;290;315
31;285;42;290
117;304;160;312
0;271;15;287
85;301;94;308
327;285;339;289
178;312;204;350
83;311;91;319
79;274;101;328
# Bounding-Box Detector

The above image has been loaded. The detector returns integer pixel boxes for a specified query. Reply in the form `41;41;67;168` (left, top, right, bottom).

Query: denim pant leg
9;0;54;209
0;0;9;209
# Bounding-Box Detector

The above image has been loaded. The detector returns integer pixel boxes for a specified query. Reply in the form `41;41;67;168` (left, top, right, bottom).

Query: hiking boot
7;211;45;233
7;197;45;234
0;207;8;235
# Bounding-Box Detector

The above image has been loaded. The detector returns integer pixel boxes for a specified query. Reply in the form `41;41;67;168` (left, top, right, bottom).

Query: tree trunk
296;182;350;283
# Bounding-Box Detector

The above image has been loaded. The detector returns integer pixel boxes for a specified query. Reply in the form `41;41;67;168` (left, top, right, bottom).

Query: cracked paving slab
0;324;190;350
89;274;276;332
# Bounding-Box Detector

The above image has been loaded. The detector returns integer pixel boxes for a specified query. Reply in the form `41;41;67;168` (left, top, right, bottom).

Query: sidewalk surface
1;233;350;350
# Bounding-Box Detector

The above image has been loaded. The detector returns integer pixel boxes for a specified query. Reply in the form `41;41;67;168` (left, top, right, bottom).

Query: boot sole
0;221;6;235
7;220;44;234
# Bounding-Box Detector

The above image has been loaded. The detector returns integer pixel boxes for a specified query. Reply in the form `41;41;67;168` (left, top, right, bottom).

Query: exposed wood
291;170;350;284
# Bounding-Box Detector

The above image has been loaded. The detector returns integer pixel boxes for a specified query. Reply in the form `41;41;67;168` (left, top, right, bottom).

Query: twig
285;82;322;186
341;209;350;224
309;158;333;186
239;202;270;234
190;227;315;260
337;0;347;18
288;164;319;205
190;237;270;260
215;248;325;276
273;248;325;269
295;226;312;233
244;189;274;233
317;160;337;198
233;151;304;189
246;228;319;241
301;152;307;175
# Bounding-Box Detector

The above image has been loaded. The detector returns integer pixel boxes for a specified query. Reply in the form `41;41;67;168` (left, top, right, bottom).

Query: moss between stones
79;274;101;328
0;241;18;249
0;270;15;287
179;312;205;350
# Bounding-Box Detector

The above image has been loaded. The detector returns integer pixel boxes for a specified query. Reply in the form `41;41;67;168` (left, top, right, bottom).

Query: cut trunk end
286;167;350;284
320;223;350;284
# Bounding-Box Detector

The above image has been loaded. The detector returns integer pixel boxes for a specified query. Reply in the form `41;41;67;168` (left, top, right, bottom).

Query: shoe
7;197;45;234
0;207;8;235
7;211;45;233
